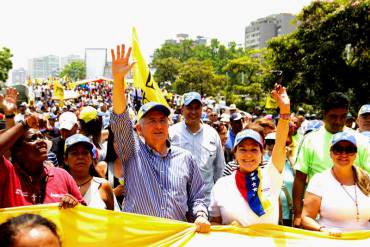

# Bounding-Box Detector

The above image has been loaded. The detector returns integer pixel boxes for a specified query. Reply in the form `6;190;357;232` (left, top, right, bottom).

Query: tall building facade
28;55;60;79
12;67;27;84
61;54;82;69
165;34;208;45
245;13;296;49
85;48;109;79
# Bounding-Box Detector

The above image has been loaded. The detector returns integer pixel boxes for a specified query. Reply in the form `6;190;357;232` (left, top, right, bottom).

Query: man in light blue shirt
169;92;225;205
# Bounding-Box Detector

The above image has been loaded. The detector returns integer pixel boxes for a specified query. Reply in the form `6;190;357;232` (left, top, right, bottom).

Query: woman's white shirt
209;162;283;226
306;169;370;231
84;177;107;210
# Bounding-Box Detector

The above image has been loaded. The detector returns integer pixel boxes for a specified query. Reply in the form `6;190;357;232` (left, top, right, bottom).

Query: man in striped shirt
109;44;210;233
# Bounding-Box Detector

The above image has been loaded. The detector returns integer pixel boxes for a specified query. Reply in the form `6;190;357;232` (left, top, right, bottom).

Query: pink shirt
0;156;85;208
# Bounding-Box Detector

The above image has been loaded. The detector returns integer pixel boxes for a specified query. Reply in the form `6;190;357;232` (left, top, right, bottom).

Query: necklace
77;177;93;189
331;168;360;221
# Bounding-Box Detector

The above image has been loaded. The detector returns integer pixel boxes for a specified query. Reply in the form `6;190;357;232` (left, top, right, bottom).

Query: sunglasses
331;145;357;155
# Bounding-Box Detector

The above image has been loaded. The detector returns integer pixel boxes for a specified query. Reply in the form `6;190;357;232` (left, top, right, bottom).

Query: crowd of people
0;43;369;240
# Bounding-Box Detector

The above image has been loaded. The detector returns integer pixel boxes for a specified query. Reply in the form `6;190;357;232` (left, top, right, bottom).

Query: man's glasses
331;145;357;155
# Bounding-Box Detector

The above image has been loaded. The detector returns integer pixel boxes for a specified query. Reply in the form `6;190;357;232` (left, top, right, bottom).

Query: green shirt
295;127;370;181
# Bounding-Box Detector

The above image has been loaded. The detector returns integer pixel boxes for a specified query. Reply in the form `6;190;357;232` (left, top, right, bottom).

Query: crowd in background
0;47;369;241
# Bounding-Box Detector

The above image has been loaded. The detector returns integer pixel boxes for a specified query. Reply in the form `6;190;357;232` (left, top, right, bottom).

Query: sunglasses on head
331;145;357;155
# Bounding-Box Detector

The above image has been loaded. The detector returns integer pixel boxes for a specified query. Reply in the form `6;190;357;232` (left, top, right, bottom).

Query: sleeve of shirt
294;136;311;175
356;136;370;173
305;173;323;198
208;182;221;218
225;131;233;150
110;110;137;163
213;133;226;182
222;161;236;177
187;154;208;217
268;160;284;194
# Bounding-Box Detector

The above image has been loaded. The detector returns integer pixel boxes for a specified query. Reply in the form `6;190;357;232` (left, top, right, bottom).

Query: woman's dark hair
104;127;117;162
0;213;61;247
79;116;103;148
10;135;25;164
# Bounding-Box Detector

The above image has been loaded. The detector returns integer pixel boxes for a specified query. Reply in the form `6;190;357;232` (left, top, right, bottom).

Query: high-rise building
245;13;296;49
28;55;60;79
164;34;208;45
61;54;82;69
195;36;207;45
12;67;27;84
85;48;108;79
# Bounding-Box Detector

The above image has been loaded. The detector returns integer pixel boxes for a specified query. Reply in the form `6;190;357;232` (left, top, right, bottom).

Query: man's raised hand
111;44;136;84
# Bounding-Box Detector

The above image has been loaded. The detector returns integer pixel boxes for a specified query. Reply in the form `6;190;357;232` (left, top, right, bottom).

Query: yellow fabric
132;27;169;107
265;95;278;109
67;81;77;90
54;80;64;100
79;106;98;123
256;167;271;213
0;205;369;247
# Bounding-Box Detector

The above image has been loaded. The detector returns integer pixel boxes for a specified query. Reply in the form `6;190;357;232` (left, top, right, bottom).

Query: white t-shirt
209;162;283;226
306;169;370;231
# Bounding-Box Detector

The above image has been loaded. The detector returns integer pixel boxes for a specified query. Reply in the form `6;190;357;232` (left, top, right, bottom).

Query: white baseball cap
59;112;78;130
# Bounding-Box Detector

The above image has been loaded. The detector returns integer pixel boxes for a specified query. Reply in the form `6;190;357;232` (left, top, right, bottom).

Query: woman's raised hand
271;84;290;114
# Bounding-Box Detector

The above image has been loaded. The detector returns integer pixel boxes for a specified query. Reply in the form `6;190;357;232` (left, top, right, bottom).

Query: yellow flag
265;95;278;109
132;27;169;107
1;204;369;247
67;81;77;90
53;80;64;100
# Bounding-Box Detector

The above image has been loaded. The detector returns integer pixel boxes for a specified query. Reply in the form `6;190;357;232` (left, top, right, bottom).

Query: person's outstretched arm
111;44;135;115
271;84;290;173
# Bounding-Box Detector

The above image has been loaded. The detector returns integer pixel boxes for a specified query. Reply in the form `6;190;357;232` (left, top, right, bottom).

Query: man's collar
182;120;203;134
140;135;171;158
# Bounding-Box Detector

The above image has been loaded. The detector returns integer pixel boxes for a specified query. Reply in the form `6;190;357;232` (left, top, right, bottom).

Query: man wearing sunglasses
292;92;370;228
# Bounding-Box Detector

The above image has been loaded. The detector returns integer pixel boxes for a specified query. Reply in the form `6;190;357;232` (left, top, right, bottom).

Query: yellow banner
53;80;64;100
132;27;169;107
265;95;278;109
67;81;77;90
0;204;369;247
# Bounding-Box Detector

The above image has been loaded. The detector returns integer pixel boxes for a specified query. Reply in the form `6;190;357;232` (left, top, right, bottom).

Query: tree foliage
152;57;181;85
151;38;263;110
59;60;86;81
266;0;370;111
0;47;13;89
172;59;226;96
